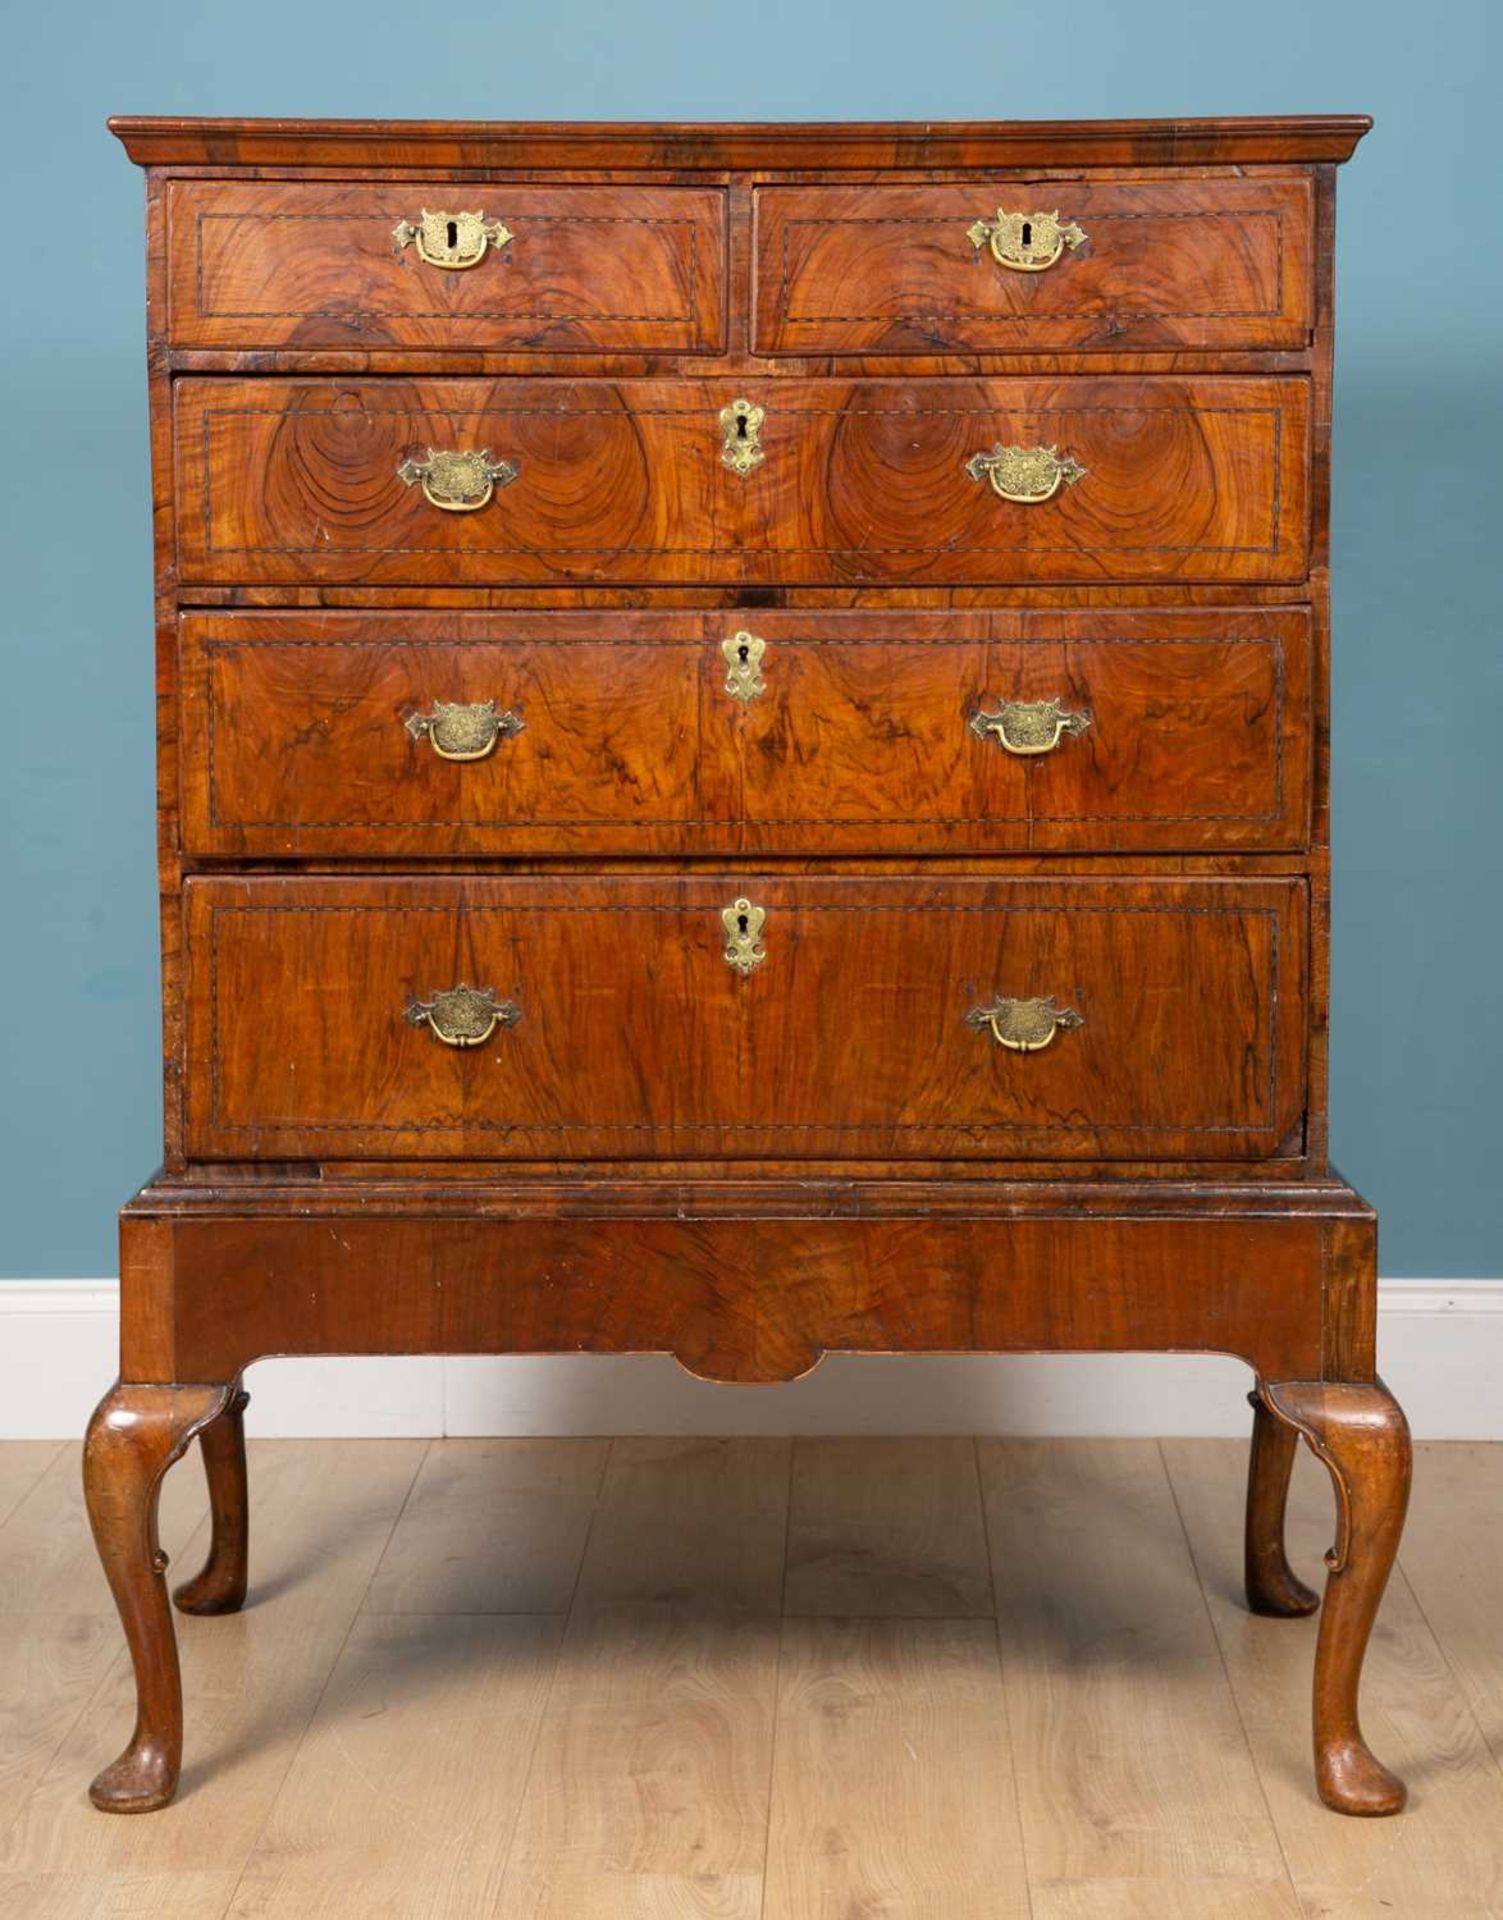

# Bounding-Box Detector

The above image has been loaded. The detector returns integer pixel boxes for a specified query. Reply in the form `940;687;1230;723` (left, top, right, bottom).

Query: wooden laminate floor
1;1431;1501;1917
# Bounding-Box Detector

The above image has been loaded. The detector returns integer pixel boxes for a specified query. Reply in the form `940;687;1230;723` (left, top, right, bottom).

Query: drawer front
754;178;1314;354
165;181;727;352
173;375;1310;587
184;876;1307;1162
182;608;1311;857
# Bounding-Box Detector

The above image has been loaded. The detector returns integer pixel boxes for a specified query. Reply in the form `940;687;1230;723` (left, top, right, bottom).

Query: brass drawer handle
970;698;1091;757
720;398;765;477
723;631;767;704
967;208;1087;272
405;700;525;762
722;897;767;974
966;444;1087;504
404;984;520;1048
392;208;513;270
967;996;1083;1053
398;448;520;513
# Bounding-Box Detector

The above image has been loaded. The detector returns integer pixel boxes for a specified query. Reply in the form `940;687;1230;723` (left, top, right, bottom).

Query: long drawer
181;607;1311;857
183;875;1307;1162
164;180;728;352
172;375;1310;586
754;177;1315;353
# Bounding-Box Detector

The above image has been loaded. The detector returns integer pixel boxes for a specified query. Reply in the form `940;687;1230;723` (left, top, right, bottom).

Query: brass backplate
398;448;520;512
969;698;1091;757
965;443;1087;504
405;700;525;762
966;995;1084;1052
404;984;521;1048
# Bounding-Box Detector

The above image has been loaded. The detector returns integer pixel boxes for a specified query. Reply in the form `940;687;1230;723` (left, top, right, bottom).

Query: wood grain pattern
227;1611;562;1917
765;1617;1031;1918
498;1607;779;1917
182;873;1307;1163
0;1617;119;1841
167;180;727;353
172;374;1311;587
1391;1443;1503;1780
980;1440;1300;1914
784;1436;993;1615
0;1868;239;1919
573;1439;791;1613
181;606;1311;857
365;1437;608;1615
755;177;1314;354
0;1445;62;1536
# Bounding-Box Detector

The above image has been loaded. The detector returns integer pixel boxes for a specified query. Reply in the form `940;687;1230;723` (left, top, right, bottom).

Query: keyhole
736;412;749;440
446;219;459;251
1020;220;1033;249
737;912;750;936
737;642;750;666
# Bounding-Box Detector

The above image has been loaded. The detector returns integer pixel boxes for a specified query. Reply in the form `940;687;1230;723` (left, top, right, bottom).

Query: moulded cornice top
107;113;1374;171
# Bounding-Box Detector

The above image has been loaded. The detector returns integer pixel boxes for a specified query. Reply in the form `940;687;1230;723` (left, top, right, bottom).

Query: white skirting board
0;1278;1496;1441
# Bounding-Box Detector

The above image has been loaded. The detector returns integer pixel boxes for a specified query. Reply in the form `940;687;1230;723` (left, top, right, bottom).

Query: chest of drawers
87;114;1409;1819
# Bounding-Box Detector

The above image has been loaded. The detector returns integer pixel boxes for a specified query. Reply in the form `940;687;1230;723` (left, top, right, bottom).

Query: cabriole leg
174;1382;250;1616
82;1379;234;1812
1245;1384;1319;1616
1260;1378;1412;1816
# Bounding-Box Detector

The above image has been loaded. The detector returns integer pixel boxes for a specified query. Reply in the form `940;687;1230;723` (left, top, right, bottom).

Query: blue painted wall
2;0;1499;1276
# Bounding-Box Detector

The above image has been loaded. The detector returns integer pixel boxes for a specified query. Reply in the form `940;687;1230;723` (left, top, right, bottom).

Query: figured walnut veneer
183;873;1307;1162
754;178;1315;354
181;607;1310;858
174;374;1310;587
167;181;728;353
91;114;1408;1820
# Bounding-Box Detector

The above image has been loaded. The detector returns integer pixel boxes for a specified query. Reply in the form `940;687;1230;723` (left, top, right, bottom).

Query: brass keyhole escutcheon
720;399;766;477
392;208;513;270
967;207;1087;272
722;631;767;703
722;897;767;974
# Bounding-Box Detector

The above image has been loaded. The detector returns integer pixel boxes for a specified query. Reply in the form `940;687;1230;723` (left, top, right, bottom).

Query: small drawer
181;607;1311;858
183;875;1307;1163
165;180;728;352
173;374;1310;587
754;177;1314;353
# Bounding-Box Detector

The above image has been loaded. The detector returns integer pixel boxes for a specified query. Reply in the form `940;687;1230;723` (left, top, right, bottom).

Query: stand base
86;1171;1405;1815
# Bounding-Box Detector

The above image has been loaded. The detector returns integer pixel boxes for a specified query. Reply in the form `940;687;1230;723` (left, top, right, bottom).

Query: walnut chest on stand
90;113;1408;1817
